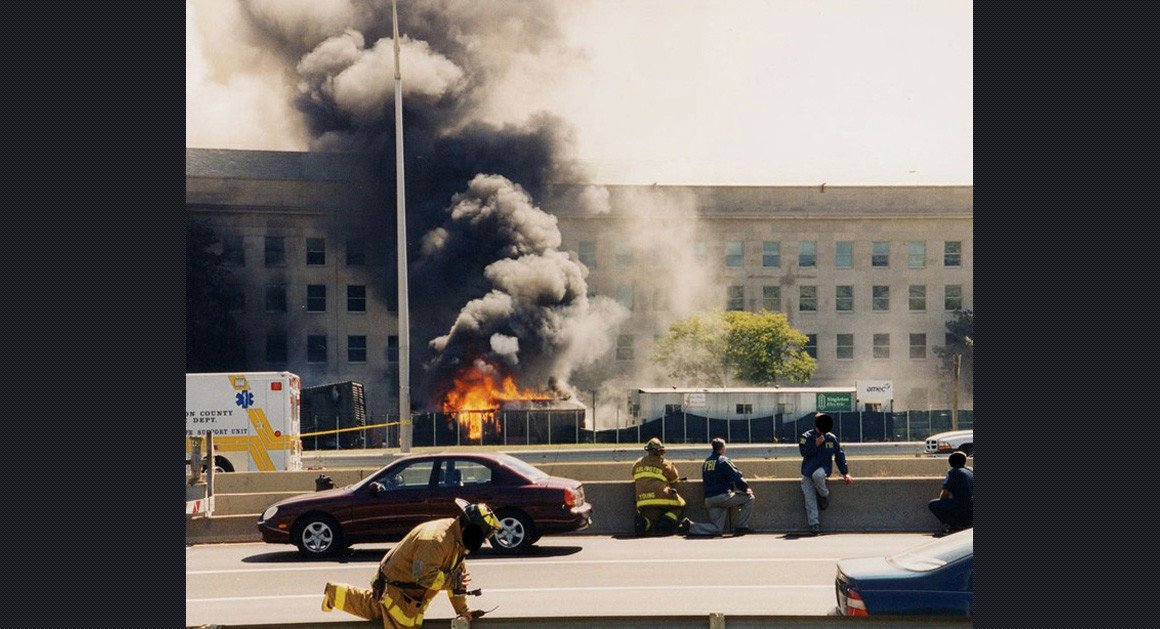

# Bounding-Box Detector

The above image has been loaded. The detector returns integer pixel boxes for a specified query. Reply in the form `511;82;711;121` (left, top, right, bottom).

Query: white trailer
186;372;303;472
630;386;858;423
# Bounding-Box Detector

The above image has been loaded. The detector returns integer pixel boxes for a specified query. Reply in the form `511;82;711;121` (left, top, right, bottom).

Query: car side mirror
369;482;386;496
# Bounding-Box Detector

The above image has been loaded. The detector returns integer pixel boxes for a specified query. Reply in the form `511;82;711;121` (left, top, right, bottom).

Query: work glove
460;609;488;620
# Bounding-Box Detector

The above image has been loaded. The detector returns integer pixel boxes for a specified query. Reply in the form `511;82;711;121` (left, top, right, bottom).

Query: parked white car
924;429;973;456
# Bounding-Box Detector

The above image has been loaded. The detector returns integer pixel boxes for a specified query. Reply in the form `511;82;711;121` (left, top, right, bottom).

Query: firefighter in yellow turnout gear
321;498;502;627
632;438;691;535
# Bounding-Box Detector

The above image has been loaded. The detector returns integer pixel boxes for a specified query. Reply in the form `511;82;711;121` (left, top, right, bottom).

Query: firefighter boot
633;511;648;537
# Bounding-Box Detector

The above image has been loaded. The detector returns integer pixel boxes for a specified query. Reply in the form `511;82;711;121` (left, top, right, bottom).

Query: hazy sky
187;0;972;185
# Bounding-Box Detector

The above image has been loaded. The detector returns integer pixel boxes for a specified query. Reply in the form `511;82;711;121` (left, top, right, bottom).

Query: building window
944;241;962;267
694;241;708;263
835;241;853;268
665;403;683;415
615;242;633;267
762;285;780;311
579;241;596;267
907;241;926;268
616;285;634;311
805;333;817;358
306;237;326;265
617;334;634;360
872;285;890;311
221;235;244;266
725;241;744;267
736;403;753;415
836;333;854;360
264;236;285;266
727;285;745;311
346;238;366;266
265;284;286;313
909;285;926;311
910;333;928;359
306;285;326;312
347;285;366;312
307;335;327;363
873;333;890;359
387;335;399;362
945;284;963;311
266;333;287;363
762;241;781;267
836;285;854;312
348;335;367;363
798;241;817;267
871;241;889;267
799;285;817;312
226;282;244;311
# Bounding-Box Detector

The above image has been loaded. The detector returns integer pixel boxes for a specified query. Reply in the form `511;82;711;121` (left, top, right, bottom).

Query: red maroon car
258;452;592;557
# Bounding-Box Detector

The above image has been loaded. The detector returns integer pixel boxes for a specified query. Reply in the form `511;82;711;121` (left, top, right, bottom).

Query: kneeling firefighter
321;498;502;627
631;438;691;535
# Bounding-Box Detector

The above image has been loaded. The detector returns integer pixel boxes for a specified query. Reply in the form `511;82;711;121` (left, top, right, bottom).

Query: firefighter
632;437;691;535
321;498;502;627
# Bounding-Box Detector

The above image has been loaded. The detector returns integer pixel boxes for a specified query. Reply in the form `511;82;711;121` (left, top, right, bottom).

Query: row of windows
726;284;965;313
219;236;368;267
613;333;940;362
227;284;371;313
264;334;399;364
579;240;963;269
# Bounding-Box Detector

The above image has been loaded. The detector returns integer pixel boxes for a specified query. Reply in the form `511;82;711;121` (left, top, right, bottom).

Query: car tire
294;513;345;558
959;443;973;456
490;509;536;554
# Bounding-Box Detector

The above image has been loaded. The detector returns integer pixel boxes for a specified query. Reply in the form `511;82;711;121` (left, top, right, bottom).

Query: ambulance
186;372;303;472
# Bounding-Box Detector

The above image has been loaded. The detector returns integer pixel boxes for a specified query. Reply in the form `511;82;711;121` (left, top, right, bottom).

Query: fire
441;361;553;441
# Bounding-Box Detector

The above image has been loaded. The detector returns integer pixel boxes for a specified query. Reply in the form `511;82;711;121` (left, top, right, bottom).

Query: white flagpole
392;0;412;452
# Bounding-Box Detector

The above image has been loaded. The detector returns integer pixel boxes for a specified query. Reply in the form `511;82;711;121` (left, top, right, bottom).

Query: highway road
187;532;938;626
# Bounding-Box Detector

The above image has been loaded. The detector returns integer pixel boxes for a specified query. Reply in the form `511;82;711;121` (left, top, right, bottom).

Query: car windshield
498;453;549;481
887;529;972;571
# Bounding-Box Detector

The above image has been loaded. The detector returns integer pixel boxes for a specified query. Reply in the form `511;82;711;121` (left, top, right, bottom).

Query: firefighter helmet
455;498;502;535
645;437;666;454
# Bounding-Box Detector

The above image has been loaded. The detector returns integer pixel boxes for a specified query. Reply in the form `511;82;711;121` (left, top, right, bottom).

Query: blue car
835;528;972;617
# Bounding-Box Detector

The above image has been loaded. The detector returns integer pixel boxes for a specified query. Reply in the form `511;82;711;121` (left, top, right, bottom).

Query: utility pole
951;353;961;431
392;0;411;452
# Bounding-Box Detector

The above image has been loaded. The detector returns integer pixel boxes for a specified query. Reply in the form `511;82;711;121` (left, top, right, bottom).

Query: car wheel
959;443;973;456
490;509;536;554
294;514;344;558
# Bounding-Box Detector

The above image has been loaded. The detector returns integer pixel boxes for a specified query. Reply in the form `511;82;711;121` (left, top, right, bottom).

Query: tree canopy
186;219;246;372
934;309;973;396
652;310;816;386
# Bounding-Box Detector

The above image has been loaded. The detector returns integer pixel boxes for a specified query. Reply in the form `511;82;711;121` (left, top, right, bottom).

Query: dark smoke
230;1;622;406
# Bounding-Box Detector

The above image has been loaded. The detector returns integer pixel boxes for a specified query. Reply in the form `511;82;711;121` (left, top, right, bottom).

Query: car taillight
845;589;868;616
563;487;576;507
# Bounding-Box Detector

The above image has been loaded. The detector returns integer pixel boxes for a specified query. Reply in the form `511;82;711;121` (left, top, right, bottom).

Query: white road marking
188;585;832;603
187;556;841;575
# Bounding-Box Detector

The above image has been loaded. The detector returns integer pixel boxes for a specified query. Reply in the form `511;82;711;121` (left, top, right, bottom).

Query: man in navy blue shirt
928;450;973;535
799;412;853;535
686;438;756;536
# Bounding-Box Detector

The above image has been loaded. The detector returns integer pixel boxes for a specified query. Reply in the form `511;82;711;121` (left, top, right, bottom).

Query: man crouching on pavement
321;498;502;627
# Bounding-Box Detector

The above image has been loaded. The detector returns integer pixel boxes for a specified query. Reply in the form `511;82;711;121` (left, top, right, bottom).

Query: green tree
934;309;973;396
186;219;246;372
653;310;816;386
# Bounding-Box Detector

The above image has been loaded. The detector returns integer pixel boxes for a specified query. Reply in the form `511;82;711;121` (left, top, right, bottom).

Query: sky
186;0;972;186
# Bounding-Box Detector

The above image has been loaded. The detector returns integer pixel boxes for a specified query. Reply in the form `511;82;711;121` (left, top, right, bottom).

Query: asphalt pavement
187;532;937;626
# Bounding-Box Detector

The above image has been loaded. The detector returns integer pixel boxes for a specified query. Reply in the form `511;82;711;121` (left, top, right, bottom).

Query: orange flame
441;362;553;440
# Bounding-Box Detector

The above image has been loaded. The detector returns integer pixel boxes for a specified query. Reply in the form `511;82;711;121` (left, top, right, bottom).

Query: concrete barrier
187;476;948;545
190;614;969;628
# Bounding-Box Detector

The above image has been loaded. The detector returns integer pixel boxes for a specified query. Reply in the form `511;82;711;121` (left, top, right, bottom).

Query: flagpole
391;0;412;452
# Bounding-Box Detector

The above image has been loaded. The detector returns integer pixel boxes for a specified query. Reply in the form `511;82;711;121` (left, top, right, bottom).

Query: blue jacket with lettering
799;428;849;478
701;451;749;498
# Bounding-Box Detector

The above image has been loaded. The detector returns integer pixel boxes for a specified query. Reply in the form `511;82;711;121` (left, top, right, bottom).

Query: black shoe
732;527;755;536
677;518;692;535
806;524;821;536
817;493;829;510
